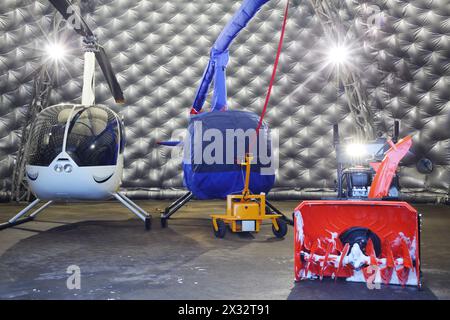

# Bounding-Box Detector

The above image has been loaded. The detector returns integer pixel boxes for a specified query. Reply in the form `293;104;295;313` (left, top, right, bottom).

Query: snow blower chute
294;127;421;287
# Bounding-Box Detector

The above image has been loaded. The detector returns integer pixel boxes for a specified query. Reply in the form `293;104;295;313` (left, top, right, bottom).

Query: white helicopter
1;0;151;230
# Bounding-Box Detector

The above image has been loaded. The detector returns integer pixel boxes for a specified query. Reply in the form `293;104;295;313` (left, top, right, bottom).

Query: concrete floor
0;200;448;300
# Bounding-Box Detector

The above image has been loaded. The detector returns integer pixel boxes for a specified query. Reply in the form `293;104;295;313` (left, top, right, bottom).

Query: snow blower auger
294;200;420;286
294;129;421;287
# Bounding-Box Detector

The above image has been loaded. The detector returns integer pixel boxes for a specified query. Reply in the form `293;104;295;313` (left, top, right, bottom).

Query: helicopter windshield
28;105;70;166
27;105;121;167
65;106;120;166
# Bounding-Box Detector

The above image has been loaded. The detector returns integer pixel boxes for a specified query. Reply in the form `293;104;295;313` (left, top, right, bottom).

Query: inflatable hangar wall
0;0;449;202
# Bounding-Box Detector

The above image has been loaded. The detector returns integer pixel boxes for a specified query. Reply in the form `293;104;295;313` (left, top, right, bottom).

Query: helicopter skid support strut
160;191;193;228
112;192;152;230
0;198;53;230
159;192;293;228
0;193;152;231
265;199;293;225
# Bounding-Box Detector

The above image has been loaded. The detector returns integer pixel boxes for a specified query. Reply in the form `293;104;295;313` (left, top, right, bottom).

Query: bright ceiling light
45;42;67;61
327;44;349;66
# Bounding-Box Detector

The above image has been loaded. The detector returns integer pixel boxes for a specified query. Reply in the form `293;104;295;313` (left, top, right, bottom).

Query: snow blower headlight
345;143;367;158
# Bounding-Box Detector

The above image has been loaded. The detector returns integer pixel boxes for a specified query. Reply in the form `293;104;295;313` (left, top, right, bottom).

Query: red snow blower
294;123;421;287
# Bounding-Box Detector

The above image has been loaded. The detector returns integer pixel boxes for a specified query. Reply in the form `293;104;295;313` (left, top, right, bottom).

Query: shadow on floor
288;278;437;300
0;218;256;299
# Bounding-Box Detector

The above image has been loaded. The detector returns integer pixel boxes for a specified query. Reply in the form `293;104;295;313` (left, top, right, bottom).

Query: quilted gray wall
0;0;449;201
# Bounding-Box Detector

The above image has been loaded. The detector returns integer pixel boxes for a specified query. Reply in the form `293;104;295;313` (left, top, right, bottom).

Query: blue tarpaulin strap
191;0;270;113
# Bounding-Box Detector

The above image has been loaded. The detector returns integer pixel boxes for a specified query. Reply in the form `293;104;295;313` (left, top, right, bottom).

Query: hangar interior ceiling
0;0;449;201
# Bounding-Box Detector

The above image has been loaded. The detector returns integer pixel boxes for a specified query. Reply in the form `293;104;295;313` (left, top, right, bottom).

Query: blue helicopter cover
183;110;275;199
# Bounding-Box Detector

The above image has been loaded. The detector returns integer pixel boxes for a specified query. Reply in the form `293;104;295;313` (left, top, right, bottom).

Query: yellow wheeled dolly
211;154;288;239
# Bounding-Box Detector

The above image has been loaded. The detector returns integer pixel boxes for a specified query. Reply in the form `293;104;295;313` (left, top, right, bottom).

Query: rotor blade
48;0;93;37
95;46;124;103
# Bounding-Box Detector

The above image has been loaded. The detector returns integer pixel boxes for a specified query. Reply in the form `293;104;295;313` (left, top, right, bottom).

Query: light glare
46;42;66;61
327;45;349;65
346;143;367;157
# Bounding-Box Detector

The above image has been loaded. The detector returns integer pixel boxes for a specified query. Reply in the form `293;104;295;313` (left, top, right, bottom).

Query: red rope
255;0;289;135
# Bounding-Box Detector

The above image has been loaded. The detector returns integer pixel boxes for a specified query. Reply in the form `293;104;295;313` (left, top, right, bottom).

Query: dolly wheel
213;219;226;238
272;218;288;238
145;216;152;231
161;217;168;228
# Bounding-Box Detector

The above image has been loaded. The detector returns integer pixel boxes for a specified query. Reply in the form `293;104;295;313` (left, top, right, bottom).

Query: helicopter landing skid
160;191;193;228
112;192;152;230
0;198;53;230
0;193;152;231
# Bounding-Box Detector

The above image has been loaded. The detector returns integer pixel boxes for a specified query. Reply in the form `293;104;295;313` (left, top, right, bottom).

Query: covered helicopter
158;0;289;227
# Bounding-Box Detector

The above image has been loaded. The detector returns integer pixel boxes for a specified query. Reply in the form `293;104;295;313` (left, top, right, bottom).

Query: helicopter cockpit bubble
26;104;125;201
